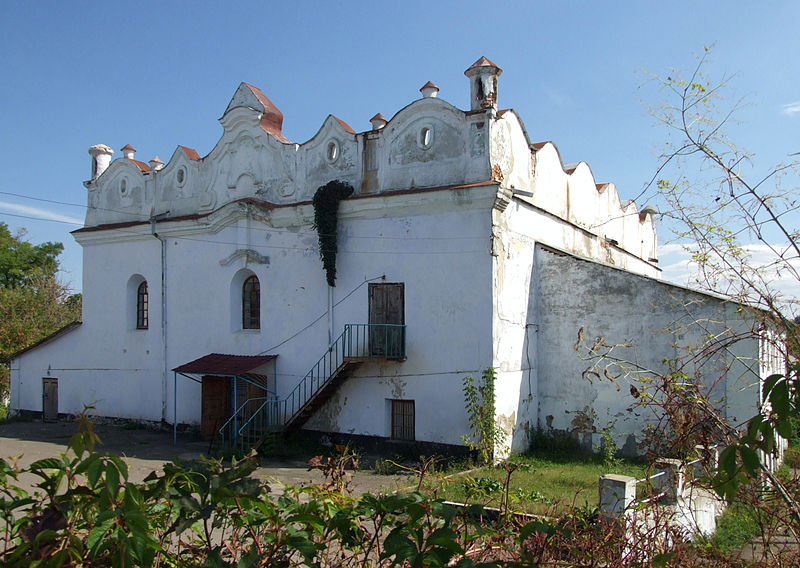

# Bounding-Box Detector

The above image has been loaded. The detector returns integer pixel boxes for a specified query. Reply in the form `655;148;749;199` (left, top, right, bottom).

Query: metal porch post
173;371;177;445
233;378;238;441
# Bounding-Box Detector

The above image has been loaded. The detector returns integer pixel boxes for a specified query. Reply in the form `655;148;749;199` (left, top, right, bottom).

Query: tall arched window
136;281;149;329
242;275;260;329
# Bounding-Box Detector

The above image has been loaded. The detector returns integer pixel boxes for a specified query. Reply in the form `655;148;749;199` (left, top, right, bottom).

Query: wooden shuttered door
201;376;230;440
368;283;404;357
42;378;58;422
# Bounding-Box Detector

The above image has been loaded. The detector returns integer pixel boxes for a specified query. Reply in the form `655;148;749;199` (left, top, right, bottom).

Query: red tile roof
420;81;439;90
179;146;201;160
334;116;355;134
131;159;151;172
173;353;277;376
466;56;501;72
242;83;290;143
121;144;136;151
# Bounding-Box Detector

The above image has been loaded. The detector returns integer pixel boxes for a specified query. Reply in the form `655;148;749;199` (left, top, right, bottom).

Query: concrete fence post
653;458;684;505
599;474;637;517
693;445;720;479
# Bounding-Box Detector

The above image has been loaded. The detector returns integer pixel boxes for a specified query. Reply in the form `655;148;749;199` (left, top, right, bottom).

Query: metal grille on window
242;275;260;329
391;399;415;441
136;281;148;329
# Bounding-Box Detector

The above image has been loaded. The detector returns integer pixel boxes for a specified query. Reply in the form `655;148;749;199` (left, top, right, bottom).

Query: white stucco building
9;57;779;455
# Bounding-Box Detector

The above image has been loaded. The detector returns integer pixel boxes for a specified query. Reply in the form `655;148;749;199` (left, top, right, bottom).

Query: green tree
0;223;80;406
0;223;63;288
645;50;800;521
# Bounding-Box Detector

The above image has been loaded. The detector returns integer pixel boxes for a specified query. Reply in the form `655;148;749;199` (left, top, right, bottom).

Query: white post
653;458;684;505
599;474;636;517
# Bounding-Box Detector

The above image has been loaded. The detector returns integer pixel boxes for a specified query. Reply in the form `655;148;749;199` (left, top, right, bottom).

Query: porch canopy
173;353;277;381
172;353;278;443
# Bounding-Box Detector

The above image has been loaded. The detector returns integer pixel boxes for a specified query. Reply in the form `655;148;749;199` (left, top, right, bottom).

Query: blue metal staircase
219;323;405;450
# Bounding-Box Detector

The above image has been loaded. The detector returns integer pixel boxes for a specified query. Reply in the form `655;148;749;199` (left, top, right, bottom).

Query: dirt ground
0;418;413;498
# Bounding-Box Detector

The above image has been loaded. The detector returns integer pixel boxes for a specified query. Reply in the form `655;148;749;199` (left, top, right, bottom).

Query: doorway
201;376;230;440
368;283;405;358
42;377;58;421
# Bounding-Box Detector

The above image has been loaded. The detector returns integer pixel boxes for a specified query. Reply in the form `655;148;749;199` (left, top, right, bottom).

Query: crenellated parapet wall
488;109;658;268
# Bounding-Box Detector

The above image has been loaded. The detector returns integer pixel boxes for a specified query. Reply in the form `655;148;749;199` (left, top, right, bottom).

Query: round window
120;178;128;195
176;167;186;187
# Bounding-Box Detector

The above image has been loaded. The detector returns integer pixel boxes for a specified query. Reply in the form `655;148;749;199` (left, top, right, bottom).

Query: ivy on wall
462;367;507;464
312;180;354;287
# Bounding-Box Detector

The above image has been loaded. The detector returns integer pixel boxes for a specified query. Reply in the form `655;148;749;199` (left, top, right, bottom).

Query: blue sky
1;1;798;298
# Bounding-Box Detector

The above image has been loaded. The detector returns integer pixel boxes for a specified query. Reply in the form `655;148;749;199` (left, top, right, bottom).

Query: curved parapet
80;58;657;273
84;156;150;227
530;140;657;265
296;114;360;202
490;106;658;266
377;95;487;191
222;82;289;144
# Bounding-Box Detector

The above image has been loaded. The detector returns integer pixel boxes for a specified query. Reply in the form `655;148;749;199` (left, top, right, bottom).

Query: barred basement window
242;275;260;329
136;281;149;329
391;399;415;441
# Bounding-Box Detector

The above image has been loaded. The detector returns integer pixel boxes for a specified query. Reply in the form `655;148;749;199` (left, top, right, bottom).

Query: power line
1;210;489;255
0;211;83;226
0;189;488;241
258;274;385;354
0;190;86;211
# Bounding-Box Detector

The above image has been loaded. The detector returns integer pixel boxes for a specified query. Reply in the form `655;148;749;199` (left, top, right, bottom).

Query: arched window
242;275;260;329
136;281;149;329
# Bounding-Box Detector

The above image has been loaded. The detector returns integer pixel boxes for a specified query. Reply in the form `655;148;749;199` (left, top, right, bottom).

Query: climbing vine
462;367;507;464
312;180;354;287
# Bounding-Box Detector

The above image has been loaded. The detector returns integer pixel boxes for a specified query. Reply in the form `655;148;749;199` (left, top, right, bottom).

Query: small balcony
342;323;406;360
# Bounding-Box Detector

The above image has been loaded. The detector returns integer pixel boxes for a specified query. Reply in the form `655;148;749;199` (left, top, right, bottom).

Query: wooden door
42;378;58;422
201;376;230;440
369;283;405;358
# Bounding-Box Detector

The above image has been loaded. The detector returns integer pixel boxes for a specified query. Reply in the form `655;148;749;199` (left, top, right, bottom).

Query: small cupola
464;56;502;111
88;144;114;179
149;156;164;171
370;113;387;130
121;144;136;160
420;81;439;98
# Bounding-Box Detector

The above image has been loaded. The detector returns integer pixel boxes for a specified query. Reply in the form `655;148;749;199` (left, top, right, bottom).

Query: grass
783;445;800;469
710;450;800;554
425;450;647;516
0;405;30;425
711;500;762;552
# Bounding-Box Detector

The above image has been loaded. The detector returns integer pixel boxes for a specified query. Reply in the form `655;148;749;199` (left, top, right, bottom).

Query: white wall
15;183;498;448
527;245;761;455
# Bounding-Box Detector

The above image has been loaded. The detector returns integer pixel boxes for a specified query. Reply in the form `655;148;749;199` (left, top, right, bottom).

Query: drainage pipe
150;185;170;423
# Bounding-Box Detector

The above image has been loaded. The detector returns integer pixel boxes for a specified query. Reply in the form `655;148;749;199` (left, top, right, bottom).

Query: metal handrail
219;395;269;444
223;323;407;446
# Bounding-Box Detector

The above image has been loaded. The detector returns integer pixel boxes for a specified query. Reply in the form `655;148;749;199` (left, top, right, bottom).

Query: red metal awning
172;353;277;378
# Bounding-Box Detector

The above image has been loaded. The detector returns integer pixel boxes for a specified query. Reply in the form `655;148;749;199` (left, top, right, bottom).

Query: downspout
328;286;334;346
150;172;170;423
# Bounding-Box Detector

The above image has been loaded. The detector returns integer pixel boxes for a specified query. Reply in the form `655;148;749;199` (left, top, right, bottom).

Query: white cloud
781;101;800;116
0;201;83;226
658;243;800;312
